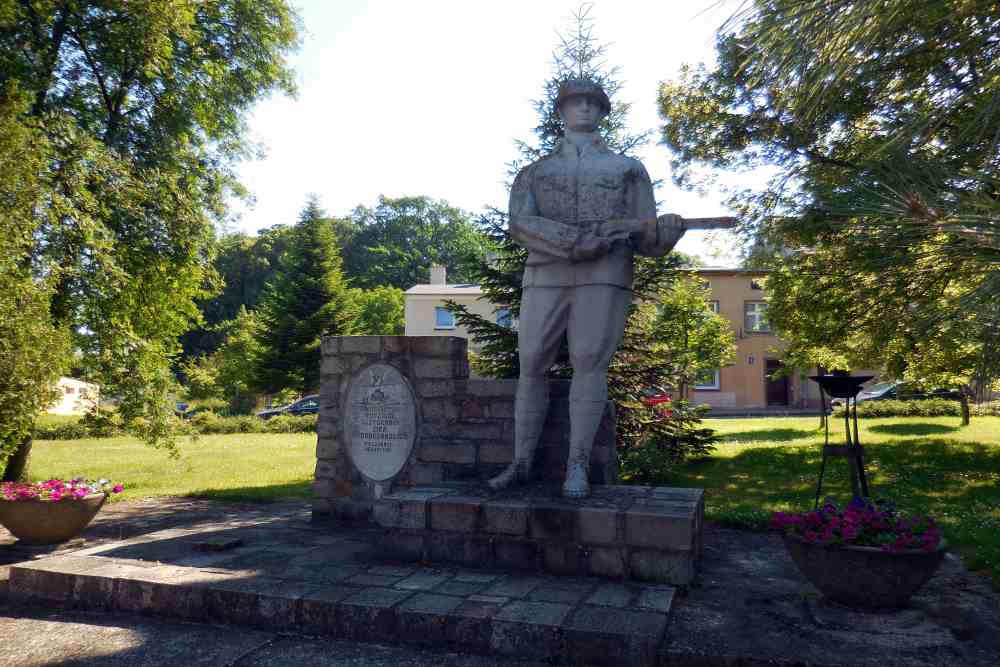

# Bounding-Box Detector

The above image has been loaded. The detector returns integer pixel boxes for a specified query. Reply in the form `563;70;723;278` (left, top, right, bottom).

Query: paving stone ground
1;497;999;666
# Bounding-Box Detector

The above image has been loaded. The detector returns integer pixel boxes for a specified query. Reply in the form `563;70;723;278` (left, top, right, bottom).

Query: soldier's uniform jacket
509;130;671;288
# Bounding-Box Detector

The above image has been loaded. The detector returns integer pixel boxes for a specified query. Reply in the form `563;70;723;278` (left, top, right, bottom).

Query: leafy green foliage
0;0;300;464
181;306;262;412
352;286;406;335
619;401;719;484
659;0;1000;415
649;276;736;399
180;227;293;358
0;90;69;479
343;196;487;290
831;398;962;419
253;197;356;394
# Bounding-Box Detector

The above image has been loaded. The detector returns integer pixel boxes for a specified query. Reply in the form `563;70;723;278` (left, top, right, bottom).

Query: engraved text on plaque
345;363;417;482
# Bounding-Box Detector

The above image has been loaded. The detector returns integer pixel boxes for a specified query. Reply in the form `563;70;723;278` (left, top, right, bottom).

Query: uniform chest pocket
593;175;621;190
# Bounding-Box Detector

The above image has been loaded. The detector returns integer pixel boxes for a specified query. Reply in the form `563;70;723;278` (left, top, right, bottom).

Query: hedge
34;413;317;440
831;398;1000;418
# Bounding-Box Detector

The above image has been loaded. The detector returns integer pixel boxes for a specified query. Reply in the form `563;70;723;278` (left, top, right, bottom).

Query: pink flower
112;484;124;494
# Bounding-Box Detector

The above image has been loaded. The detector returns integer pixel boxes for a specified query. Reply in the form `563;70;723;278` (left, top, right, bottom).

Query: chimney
430;265;447;285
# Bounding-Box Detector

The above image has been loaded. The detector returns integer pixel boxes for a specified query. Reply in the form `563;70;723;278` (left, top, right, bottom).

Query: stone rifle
595;215;738;249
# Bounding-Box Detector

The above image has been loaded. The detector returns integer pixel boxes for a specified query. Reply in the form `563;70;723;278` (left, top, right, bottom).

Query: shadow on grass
184;479;312;503
718;428;818;443
869;423;960;436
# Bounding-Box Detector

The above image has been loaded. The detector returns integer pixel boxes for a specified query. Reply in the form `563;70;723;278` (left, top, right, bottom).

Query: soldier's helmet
555;79;611;115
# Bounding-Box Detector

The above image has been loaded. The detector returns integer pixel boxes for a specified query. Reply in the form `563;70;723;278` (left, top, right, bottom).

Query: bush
33;420;90;440
832;398;961;418
619;400;719;485
34;410;316;439
187;411;221;431
973;401;1000;417
79;410;125;438
263;414;316;434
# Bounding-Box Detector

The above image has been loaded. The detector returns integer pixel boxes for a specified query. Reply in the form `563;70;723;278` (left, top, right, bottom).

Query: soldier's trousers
517;283;631;411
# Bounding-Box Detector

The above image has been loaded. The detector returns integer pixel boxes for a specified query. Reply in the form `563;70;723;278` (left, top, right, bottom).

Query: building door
765;359;789;406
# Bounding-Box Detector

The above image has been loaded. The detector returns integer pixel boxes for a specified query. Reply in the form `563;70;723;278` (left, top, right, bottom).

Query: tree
253;197;357;394
0;90;69;480
343;195;487;290
353;286;406;335
651;276;736;401
449;5;715;462
180;228;291;359
0;0;300;472
658;0;1000;418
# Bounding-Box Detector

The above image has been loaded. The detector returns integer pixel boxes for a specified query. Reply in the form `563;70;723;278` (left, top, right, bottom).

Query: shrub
34;411;317;439
187;411;221;431
832;398;961;418
619;400;718;485
263;414;317;434
973;401;1000;417
79;410;125;438
33;421;89;440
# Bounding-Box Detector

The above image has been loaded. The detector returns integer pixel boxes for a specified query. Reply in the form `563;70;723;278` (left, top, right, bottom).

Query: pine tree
253;197;357;394
448;6;716;462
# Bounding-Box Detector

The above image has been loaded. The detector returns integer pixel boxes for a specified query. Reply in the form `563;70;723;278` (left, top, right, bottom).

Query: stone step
373;483;704;585
8;553;675;666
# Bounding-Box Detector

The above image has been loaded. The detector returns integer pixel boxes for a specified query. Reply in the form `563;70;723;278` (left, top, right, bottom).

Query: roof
404;267;769;295
691;266;769;275
405;284;484;296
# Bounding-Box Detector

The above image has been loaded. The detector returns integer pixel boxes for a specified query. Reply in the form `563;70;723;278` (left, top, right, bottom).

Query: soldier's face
559;95;602;132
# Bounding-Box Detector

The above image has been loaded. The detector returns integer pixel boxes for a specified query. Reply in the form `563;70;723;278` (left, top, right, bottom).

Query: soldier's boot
562;400;606;498
487;380;548;491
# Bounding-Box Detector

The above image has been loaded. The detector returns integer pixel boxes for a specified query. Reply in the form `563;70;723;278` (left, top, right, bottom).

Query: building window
434;307;455;330
745;301;770;333
694;369;721;390
496;308;513;328
751;279;764;290
707;300;720;314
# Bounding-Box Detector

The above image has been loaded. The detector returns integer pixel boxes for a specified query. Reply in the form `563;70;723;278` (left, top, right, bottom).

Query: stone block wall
314;335;617;520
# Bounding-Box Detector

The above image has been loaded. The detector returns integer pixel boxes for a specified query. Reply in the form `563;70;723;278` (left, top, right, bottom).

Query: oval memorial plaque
346;363;417;482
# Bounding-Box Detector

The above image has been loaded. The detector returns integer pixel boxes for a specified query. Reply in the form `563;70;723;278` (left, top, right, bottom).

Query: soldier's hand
598;218;646;241
657;214;685;249
571;234;611;262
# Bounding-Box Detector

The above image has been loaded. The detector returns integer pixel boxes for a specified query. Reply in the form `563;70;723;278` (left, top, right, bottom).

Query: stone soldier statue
487;79;691;498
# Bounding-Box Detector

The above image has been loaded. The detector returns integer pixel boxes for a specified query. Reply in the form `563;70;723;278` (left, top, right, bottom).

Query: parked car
256;394;320;420
831;382;961;406
641;387;673;414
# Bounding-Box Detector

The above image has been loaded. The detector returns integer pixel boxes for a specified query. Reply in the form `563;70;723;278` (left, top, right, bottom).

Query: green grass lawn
26;415;1000;583
674;416;1000;584
28;432;315;502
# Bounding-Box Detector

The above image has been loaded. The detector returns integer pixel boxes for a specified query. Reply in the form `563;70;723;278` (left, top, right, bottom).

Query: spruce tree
253;197;356;394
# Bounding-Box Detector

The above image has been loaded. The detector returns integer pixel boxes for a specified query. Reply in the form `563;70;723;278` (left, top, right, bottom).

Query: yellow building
404;266;844;412
691;268;821;412
403;266;513;341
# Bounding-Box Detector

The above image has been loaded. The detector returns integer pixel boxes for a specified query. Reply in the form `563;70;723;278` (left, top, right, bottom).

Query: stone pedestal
372;483;704;585
314;336;617;520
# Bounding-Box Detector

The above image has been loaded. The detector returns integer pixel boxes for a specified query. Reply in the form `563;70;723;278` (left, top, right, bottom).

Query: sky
231;0;744;264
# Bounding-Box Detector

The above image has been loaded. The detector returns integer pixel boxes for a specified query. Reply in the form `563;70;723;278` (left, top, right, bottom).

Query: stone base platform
5;499;998;666
7;528;675;666
373;483;703;585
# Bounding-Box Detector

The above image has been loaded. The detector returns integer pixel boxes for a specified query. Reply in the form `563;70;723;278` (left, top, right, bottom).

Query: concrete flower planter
0;493;107;545
783;534;946;608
